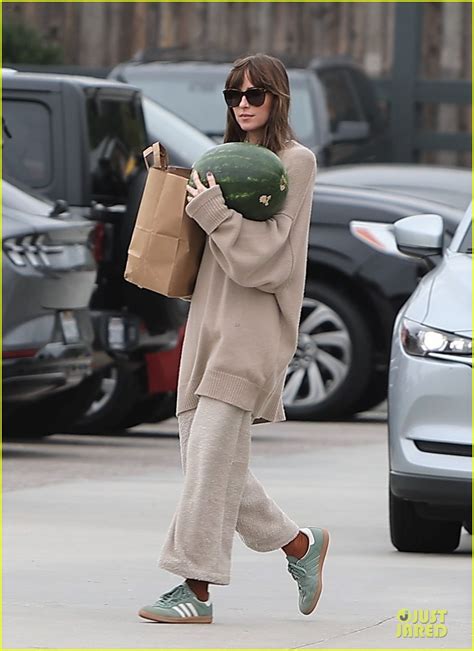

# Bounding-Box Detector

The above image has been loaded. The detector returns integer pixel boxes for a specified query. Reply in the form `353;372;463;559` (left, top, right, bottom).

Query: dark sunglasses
223;87;268;108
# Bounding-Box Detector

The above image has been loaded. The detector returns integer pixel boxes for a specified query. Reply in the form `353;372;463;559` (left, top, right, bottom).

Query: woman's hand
186;169;218;202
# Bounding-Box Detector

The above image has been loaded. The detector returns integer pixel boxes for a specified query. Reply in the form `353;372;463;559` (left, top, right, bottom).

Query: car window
85;94;148;203
288;77;317;143
317;69;364;132
123;67;317;146
346;69;382;130
2;100;53;188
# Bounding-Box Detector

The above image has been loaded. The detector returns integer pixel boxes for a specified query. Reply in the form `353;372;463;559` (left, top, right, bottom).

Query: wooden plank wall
0;2;403;71
3;2;472;166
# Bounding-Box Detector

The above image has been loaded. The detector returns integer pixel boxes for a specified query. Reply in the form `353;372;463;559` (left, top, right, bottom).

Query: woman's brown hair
223;53;296;154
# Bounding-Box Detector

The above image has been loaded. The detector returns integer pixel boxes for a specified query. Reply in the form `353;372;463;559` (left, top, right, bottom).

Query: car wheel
283;281;373;420
389;489;462;552
67;363;141;434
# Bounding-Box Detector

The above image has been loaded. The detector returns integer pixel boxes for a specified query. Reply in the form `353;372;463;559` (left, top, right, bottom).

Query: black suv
2;70;187;432
109;57;390;166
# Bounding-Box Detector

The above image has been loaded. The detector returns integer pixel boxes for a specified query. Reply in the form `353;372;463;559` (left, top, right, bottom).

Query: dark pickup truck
2;70;186;432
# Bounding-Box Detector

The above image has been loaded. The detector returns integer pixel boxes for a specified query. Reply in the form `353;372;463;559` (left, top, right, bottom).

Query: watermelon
190;142;289;221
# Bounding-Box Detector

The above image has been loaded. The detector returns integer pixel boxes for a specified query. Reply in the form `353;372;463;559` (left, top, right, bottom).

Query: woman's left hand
186;170;218;202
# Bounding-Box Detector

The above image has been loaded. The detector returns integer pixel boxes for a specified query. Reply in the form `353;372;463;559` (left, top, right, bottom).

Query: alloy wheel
283;297;352;408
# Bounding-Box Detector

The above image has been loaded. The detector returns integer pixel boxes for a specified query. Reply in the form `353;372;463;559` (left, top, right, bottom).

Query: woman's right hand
186;169;218;202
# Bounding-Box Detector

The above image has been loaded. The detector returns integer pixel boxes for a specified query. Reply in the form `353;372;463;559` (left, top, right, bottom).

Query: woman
139;53;330;624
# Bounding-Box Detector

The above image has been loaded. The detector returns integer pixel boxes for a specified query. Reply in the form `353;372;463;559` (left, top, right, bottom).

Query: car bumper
390;471;471;507
3;342;93;402
90;310;180;355
390;470;471;523
388;324;471;518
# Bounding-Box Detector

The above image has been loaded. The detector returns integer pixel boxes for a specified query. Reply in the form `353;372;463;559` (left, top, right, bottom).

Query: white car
351;203;472;552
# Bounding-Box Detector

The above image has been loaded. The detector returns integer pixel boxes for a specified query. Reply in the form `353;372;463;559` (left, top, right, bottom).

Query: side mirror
350;214;445;260
350;220;405;258
394;214;444;258
331;120;370;143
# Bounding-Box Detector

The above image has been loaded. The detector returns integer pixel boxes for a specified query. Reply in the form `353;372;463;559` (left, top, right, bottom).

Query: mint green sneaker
286;527;330;615
138;583;213;624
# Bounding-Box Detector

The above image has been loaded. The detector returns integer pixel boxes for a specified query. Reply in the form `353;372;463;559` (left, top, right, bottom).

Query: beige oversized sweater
176;140;317;425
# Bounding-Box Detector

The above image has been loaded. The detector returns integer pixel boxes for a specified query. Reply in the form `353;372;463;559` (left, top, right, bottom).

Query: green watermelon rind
189;142;289;221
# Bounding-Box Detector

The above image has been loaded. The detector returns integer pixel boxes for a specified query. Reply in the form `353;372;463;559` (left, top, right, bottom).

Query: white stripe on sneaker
180;603;193;617
187;602;199;617
172;605;187;617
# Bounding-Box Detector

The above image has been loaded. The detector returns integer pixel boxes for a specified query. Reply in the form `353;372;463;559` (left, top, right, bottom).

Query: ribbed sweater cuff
185;185;230;234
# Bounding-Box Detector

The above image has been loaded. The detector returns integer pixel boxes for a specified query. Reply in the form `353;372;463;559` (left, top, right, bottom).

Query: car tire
389;489;462;552
3;373;104;440
283;281;373;420
350;369;388;414
67;363;141;434
119;391;177;429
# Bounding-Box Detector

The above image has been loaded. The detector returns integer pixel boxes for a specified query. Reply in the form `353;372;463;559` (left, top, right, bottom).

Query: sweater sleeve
185;147;317;293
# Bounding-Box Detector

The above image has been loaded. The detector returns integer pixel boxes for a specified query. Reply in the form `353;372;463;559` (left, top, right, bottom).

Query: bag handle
143;141;169;171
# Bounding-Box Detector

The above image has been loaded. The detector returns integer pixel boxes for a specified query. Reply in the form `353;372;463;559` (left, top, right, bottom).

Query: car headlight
400;318;472;357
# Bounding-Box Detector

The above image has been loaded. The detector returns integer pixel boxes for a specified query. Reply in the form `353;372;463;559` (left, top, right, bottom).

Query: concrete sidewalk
3;419;471;648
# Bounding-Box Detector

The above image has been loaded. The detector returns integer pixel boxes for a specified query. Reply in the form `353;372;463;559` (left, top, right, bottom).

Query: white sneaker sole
138;608;213;624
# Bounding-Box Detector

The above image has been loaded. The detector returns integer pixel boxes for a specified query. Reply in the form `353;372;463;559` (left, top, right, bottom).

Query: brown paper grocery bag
124;141;206;299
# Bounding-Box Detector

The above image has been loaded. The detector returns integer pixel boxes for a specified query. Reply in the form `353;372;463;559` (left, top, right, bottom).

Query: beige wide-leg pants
158;396;300;585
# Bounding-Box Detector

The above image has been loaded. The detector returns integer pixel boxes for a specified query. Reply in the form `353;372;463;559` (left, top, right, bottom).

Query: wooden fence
4;2;399;71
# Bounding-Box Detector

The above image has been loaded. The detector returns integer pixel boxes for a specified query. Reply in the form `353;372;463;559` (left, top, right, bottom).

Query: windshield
458;223;472;254
123;67;317;147
142;96;215;166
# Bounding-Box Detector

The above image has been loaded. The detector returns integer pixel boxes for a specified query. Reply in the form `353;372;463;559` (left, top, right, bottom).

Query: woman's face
232;71;273;138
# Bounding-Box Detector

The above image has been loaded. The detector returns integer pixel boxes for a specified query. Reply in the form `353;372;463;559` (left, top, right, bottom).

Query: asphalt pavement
2;409;471;648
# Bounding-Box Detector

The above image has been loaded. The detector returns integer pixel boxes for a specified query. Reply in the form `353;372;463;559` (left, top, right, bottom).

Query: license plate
108;317;126;350
60;311;80;343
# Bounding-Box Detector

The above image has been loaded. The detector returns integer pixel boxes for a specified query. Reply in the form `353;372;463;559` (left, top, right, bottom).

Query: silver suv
388;204;472;552
351;203;472;551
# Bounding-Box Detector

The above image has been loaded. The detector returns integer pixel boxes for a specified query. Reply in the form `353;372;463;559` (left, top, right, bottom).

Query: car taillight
3;234;64;268
90;222;106;263
3;348;39;359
